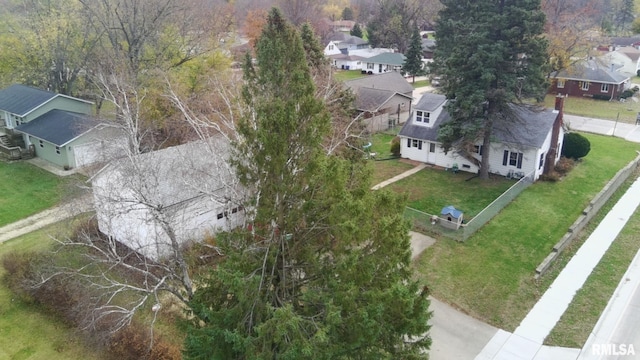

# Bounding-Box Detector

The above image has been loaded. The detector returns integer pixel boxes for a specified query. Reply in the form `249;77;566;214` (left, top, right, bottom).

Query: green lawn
0;222;109;360
545;171;640;347
0;161;83;226
387;171;514;219
411;133;640;330
333;69;366;82
542;94;640;123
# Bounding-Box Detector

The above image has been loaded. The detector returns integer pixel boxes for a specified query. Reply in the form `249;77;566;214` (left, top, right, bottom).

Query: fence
405;170;535;241
535;152;640;278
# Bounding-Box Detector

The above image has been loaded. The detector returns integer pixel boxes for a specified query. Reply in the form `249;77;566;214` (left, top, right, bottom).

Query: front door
378;64;383;73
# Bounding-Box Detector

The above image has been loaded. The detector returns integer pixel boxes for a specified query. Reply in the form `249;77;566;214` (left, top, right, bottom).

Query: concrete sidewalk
0;194;93;244
371;163;427;190
476;177;640;360
565;114;640;143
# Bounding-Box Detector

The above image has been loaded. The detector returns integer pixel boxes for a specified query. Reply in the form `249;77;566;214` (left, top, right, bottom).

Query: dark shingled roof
400;96;558;149
364;52;406;66
345;71;414;95
15;109;98;146
353;88;406;112
0;84;57;116
552;60;629;84
414;93;447;111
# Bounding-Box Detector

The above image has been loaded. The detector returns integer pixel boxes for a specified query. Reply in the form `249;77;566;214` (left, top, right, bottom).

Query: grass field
0;222;109;360
411;133;640;330
545;170;640;347
0;161;83;226
542;94;640;124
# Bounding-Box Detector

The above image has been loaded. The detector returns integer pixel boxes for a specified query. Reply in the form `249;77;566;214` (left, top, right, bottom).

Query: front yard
404;133;640;331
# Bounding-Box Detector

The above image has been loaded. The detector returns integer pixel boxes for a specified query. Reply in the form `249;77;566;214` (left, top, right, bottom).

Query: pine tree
433;0;549;179
350;23;363;38
184;7;431;360
404;26;425;83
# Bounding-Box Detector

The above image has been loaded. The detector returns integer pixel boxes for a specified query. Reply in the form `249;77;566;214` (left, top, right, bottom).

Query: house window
216;213;224;220
539;153;544;169
581;81;589;91
39;140;44;148
407;138;422;150
429;142;436;153
55;146;60;154
474;145;483;155
557;79;565;88
328;44;334;50
416;111;429;123
502;150;523;169
601;83;609;92
367;63;374;70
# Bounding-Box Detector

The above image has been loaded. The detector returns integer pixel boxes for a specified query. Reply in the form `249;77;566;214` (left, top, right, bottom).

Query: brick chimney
544;95;564;175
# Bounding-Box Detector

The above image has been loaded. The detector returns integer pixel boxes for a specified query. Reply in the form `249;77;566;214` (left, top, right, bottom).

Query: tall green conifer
433;0;549;179
184;7;431;360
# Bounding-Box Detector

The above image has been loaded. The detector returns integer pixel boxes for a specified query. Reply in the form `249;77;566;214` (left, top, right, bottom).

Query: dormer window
416;110;430;123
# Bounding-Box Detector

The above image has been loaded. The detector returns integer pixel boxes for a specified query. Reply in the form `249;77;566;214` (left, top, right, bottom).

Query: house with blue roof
0;84;116;169
399;93;566;181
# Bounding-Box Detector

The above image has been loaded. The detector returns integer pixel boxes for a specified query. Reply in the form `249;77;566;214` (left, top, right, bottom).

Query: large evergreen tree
432;0;549;179
184;7;431;359
404;26;426;83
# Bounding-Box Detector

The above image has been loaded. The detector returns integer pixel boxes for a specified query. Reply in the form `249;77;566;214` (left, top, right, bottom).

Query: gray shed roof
14;109;99;146
364;52;406;66
400;102;558;149
0;84;57;116
96;136;236;207
345;71;414;95
552;60;629;84
353;88;410;112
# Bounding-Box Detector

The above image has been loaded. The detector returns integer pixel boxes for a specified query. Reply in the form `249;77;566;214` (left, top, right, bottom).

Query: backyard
0;222;109;360
0;161;83;226
409;133;640;331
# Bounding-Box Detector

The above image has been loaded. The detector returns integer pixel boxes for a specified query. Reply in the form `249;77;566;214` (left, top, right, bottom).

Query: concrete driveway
410;231;498;360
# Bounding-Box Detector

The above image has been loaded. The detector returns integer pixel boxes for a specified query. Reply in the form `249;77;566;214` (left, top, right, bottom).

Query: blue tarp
441;205;463;219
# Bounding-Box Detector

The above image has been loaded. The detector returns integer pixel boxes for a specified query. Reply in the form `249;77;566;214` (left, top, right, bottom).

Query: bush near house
562;132;591;160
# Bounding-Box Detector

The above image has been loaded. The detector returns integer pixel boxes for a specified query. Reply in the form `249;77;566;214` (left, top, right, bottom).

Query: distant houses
0;84;122;169
549;59;630;100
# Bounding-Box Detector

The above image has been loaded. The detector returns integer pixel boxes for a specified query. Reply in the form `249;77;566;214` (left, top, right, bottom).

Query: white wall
92;165;244;261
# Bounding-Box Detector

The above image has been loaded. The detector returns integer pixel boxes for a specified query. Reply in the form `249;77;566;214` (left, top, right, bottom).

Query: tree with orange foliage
243;9;269;49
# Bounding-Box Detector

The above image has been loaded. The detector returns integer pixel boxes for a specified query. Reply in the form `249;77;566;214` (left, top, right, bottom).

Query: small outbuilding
440;205;463;230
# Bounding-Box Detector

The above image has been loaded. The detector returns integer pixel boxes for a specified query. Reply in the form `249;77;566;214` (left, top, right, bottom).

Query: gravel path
0;194;93;244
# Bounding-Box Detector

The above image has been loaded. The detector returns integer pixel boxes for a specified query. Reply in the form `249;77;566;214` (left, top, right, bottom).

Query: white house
399;93;566;181
91;136;245;261
597;46;640;78
364;52;406;74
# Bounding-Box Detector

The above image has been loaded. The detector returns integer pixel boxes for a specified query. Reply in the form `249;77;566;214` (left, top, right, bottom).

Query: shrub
561;132;591;159
390;136;401;157
621;89;634;99
540;171;561;182
109;322;182;360
554;156;576;175
1;251;41;298
592;94;610;101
